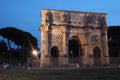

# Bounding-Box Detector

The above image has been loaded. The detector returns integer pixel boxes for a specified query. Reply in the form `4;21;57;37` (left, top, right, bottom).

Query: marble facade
39;9;109;67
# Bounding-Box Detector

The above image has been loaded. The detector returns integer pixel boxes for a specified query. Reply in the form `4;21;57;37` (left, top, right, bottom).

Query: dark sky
0;0;120;48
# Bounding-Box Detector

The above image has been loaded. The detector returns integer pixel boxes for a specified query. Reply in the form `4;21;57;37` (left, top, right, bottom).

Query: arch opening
68;37;82;64
51;46;59;57
51;46;59;65
93;47;101;65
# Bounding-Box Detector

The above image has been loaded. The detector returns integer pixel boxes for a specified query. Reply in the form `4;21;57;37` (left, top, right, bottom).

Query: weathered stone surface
40;9;109;67
41;9;106;27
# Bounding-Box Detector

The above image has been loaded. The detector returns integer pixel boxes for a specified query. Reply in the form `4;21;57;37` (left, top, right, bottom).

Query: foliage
0;27;38;50
108;26;120;57
0;40;8;63
0;40;8;53
0;27;39;64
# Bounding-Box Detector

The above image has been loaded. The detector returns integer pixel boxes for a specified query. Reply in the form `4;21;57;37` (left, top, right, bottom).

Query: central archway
68;37;82;64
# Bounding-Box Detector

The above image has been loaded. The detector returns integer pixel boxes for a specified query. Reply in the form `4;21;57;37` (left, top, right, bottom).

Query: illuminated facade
39;9;109;67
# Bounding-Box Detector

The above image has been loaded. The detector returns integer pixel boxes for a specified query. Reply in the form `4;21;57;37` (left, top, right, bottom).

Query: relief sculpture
87;16;92;25
91;35;101;46
62;13;67;22
87;14;99;26
44;12;53;27
52;34;63;44
40;9;109;67
102;16;106;26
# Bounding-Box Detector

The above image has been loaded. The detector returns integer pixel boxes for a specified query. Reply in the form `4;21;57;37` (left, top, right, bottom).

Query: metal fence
0;57;120;69
39;57;120;68
109;57;120;66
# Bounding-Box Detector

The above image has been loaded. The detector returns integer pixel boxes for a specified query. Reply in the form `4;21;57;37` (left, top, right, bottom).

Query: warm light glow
76;64;79;68
32;50;38;56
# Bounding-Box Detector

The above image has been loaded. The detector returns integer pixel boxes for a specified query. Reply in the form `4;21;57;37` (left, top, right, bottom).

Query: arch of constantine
39;9;109;67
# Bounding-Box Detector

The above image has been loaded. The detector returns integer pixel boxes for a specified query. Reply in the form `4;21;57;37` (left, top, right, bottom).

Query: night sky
0;0;120;48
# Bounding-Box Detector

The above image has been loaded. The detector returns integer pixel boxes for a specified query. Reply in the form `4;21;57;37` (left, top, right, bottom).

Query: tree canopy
0;27;39;64
108;26;120;57
0;27;38;50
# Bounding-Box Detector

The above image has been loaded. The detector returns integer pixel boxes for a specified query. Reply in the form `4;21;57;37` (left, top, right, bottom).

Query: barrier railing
0;57;120;69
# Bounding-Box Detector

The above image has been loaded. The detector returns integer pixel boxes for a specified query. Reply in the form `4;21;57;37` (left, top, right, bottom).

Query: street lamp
32;50;40;68
32;50;38;56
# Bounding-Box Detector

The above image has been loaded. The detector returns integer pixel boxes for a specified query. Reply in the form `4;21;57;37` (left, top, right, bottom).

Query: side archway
51;46;59;65
51;46;59;57
93;46;101;65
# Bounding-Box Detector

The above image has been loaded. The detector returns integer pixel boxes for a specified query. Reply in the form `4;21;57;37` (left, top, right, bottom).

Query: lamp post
32;50;40;68
32;50;38;56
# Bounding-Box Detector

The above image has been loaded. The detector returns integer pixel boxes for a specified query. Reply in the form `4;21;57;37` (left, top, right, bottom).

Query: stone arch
50;46;59;65
40;9;109;67
93;46;101;65
72;35;86;56
51;46;59;57
68;35;85;64
69;35;85;46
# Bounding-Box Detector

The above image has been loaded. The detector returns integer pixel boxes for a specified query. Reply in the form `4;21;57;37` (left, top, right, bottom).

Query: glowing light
76;64;79;68
32;50;38;56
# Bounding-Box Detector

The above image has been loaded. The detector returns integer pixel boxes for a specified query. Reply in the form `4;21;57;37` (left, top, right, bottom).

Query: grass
0;68;120;80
